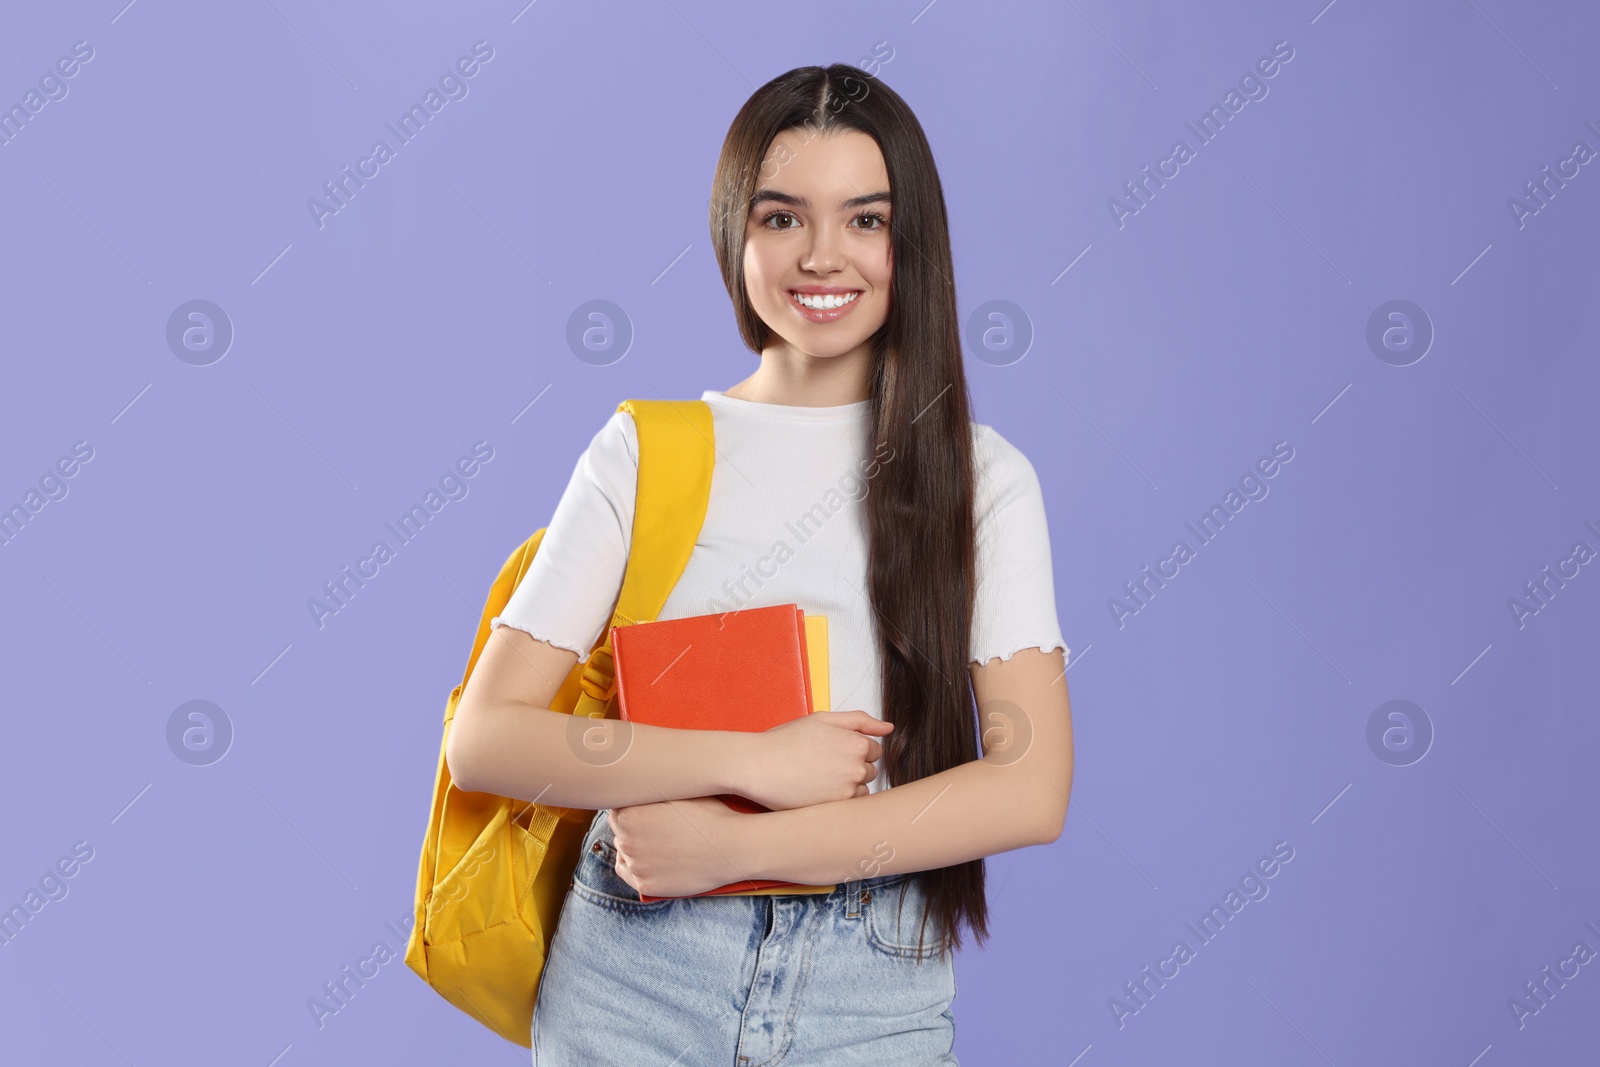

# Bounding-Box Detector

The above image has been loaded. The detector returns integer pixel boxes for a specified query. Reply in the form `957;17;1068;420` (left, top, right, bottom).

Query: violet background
2;1;1598;1064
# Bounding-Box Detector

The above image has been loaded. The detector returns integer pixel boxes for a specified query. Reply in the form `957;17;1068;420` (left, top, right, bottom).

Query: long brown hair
709;65;984;954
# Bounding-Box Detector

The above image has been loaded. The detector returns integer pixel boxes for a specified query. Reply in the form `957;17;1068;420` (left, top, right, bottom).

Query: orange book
610;603;836;900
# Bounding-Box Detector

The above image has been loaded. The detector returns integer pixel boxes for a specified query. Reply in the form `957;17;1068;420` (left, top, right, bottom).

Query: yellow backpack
403;398;715;1047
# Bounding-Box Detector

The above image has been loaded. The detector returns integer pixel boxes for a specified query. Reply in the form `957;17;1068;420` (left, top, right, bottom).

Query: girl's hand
608;797;752;898
732;710;893;811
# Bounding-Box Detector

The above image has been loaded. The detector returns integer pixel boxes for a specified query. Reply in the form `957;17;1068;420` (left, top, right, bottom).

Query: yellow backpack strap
575;398;714;714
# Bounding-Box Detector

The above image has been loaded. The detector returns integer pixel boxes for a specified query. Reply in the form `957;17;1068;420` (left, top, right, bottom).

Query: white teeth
792;291;860;310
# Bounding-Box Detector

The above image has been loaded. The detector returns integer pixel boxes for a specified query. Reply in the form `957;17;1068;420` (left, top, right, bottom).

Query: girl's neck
722;341;872;407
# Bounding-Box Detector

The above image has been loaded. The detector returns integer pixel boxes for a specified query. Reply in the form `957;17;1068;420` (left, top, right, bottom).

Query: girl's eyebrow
749;189;892;212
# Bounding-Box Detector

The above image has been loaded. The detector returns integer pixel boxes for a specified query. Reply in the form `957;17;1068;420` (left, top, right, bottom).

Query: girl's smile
787;285;863;323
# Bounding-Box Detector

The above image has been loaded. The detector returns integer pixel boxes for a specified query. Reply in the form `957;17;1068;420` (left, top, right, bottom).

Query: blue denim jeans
531;809;958;1065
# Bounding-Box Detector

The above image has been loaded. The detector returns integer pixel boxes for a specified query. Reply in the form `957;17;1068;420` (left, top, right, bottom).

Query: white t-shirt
490;389;1068;793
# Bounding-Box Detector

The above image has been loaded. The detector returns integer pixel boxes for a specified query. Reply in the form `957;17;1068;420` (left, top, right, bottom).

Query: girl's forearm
447;700;755;809
734;757;1070;886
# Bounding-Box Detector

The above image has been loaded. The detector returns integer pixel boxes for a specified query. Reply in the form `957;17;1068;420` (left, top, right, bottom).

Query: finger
854;713;894;734
853;783;869;797
828;710;894;734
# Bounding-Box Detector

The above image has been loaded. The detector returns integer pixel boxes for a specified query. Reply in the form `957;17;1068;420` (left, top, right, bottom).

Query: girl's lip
787;288;864;324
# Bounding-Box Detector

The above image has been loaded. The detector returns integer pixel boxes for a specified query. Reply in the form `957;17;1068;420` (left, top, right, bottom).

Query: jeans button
860;890;872;904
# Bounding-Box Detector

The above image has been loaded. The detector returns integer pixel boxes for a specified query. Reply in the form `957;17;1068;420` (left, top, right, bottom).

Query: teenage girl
447;64;1074;1066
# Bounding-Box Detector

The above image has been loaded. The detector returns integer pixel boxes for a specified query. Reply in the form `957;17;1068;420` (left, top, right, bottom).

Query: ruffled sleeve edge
488;616;596;664
969;640;1069;668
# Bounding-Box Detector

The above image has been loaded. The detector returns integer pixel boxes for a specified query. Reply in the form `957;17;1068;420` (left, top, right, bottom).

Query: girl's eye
756;210;890;232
